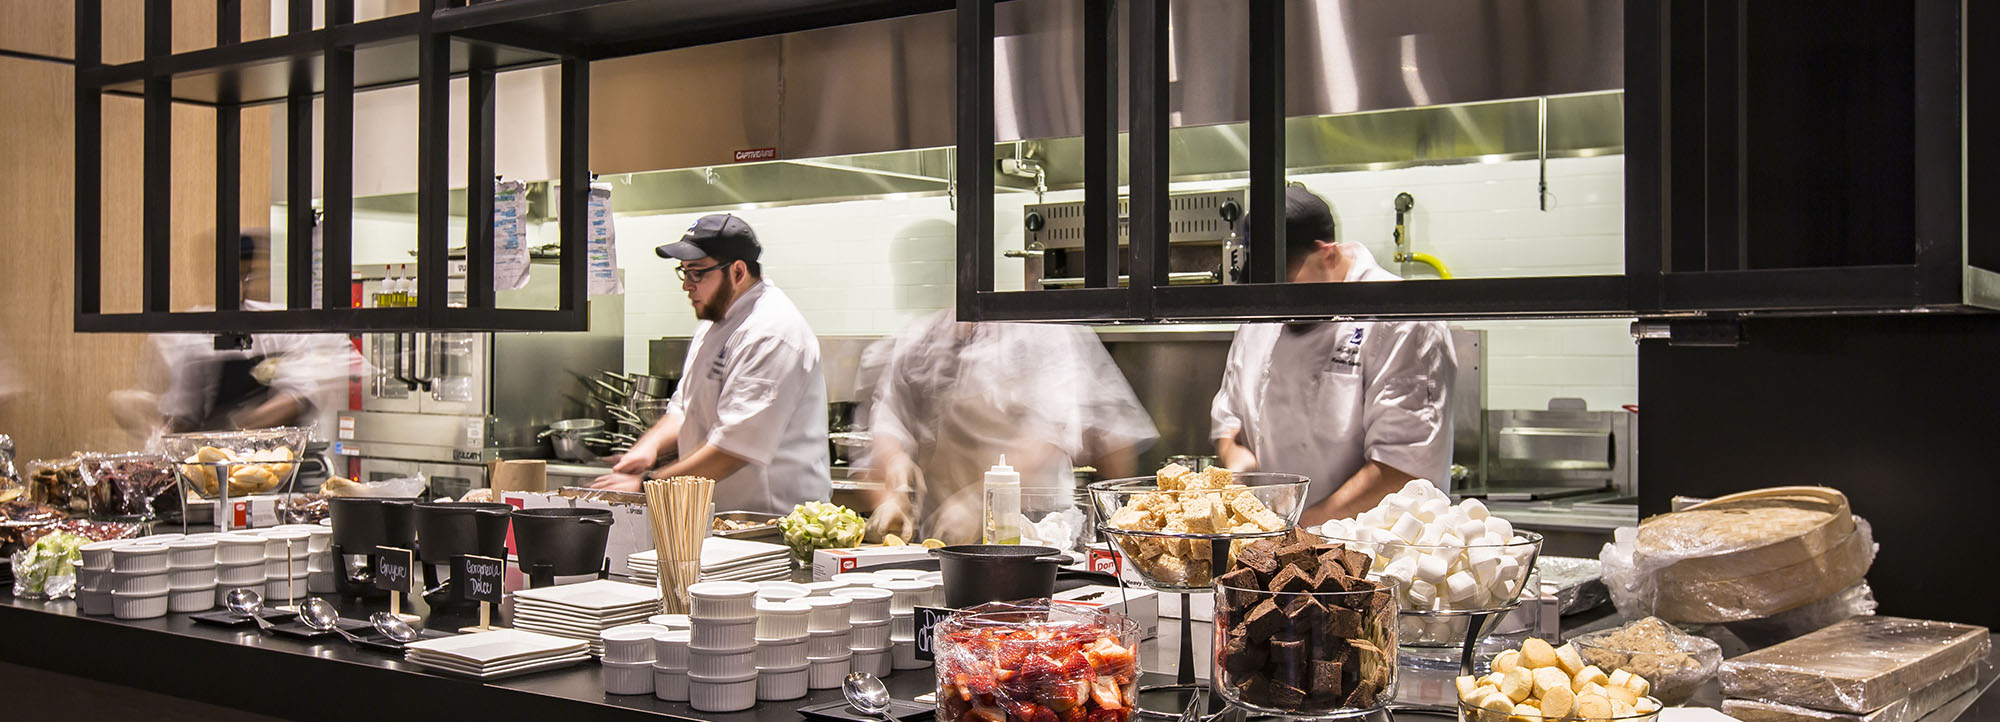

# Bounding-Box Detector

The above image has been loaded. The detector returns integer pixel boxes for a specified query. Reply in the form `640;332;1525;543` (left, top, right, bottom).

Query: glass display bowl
1316;529;1543;646
1570;618;1721;706
1089;473;1311;593
1458;694;1663;722
161;427;309;500
934;600;1141;722
74;452;177;520
1213;576;1398;717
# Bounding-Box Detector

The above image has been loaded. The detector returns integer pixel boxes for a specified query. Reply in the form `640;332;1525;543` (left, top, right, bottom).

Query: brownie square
1215;567;1264;611
1310;660;1345;699
1339;548;1371;578
1269;682;1307;710
1312;636;1349;661
1233;674;1273;706
1269;638;1310;688
1281;595;1328;630
1222;640;1266;676
1325;604;1365;638
1311;564;1351;594
1274;542;1316;569
1236;540;1282;577
1282;526;1319;547
1244;599;1283;637
1269;564;1314;594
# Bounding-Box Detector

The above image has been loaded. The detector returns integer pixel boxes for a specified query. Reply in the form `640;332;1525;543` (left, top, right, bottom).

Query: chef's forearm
656;444;748;481
636;413;683;464
1215;433;1257;472
1304;460;1415;526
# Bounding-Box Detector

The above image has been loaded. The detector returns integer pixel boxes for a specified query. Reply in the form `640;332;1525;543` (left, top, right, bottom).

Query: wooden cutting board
1718;616;1992;714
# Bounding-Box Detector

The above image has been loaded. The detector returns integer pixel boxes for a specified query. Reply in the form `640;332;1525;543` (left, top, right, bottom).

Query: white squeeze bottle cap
983;456;1022;545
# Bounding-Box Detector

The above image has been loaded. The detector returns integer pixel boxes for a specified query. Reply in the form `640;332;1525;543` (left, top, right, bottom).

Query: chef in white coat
592;214;830;515
1211;187;1455;526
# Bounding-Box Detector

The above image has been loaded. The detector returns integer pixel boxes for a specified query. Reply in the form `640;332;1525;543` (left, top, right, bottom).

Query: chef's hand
589;472;643;492
610;447;656;477
865;494;916;543
1216;434;1258;472
863;450;922;542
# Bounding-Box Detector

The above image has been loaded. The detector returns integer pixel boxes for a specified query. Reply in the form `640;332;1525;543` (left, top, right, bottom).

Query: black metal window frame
72;0;589;334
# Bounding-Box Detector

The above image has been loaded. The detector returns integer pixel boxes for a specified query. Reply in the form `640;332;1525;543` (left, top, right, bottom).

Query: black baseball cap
655;214;762;263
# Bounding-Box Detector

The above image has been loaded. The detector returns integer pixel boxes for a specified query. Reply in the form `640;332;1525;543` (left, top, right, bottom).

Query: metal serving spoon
843;671;898;722
298;597;367;645
370;611;423;643
223;588;275;633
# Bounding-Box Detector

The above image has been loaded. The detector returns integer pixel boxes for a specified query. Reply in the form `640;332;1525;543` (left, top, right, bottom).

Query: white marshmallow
1400;479;1438;499
1613;526;1638;545
1439;510;1471;529
1458;497;1490;521
1415;525;1444;546
1443;571;1481;602
1319;519;1351;541
1456;519;1488;542
1466;547;1506;582
1415;498;1451;523
1414;553;1449;583
1380;556;1418;588
1476;532;1506;546
1357;508;1387;530
1438;533;1465;550
1492;557;1522;592
1408;579;1438;607
1483;516;1514;541
1389;512;1426;542
1379;495;1413;517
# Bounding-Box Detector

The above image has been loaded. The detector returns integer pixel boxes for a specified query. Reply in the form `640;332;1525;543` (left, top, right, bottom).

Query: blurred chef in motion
151;230;354;437
1211;186;1455;526
591;215;830;515
859;311;1159;545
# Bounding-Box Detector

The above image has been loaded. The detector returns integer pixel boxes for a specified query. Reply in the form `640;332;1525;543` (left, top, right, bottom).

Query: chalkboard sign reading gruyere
454;554;505;604
374;546;414;593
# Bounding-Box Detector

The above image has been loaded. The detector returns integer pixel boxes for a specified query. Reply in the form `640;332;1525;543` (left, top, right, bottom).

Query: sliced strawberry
1060;704;1088;722
1002;700;1040;722
1089;678;1125;710
1042;679;1091;712
967;705;1009;722
1086;640;1137;678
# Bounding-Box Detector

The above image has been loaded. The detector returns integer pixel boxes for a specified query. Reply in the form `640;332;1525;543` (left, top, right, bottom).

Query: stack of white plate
403;628;590;679
509;580;662;656
627;538;790;585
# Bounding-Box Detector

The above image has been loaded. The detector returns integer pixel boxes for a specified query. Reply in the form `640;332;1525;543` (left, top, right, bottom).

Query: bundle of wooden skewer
644;475;714;614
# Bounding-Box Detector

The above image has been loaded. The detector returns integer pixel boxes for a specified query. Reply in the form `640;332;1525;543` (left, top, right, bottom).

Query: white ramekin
806;654;852;690
851;647;892;678
753;600;810;640
168;566;216;589
263;531;312;559
917;571;943;585
652;666;690;702
600;623;668;664
168;585;215;613
688;670;758;713
830;586;893;623
807;629;854;659
262;557;308;579
829;571;885;587
602;658;655;696
110;570;169;595
687;581;759;621
891;612;916;639
216;561;266;587
800;596;853;633
165;539;218;568
878;580;929;614
75;567;111;593
216;537;266;564
263;575;306;600
687;646;757;679
754;639;808;670
802;580;849;596
111;544;170;573
873;569;928;581
648;613;691;630
306;527;332;553
753;581;810;601
891;638;931;670
652;630;692;670
76;590;113;616
852;619;891;650
80;539;134;571
689;617;757;651
111;589;168;619
756;662;809;701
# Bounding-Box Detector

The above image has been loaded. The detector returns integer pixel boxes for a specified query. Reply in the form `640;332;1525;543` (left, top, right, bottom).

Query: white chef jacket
153;299;354;440
1209;247;1456;508
669;281;831;515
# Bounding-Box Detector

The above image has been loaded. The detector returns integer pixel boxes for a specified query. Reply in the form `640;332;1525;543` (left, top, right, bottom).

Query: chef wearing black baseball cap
592;214;831;515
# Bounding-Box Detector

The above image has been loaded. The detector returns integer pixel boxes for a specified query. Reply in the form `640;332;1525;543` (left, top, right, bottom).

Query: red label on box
733;147;777;162
839;557;858;572
232;501;251;528
1088;549;1122;575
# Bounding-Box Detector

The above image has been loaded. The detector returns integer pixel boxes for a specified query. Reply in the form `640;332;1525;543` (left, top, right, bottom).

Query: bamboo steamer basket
1639;486;1866;622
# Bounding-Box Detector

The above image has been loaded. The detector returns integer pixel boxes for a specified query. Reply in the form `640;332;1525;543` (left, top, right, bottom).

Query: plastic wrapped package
933;600;1141;722
1714;581;1879;650
320;472;427;498
25;456;89;514
1717;616;1991;714
1599;487;1874;624
1721;663;1980;722
11;530;88;599
0;433;18;484
1570;617;1722;705
76;452;178;518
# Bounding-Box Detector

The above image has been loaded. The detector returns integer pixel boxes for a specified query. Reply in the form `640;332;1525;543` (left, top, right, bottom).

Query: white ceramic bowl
799;596;853;632
917;571;943;585
216;537;266;564
216;561;265;587
916;579;944;607
166;539;218;568
690;617;757;652
890;612;916;639
755;639;808;670
76;589;113;616
891;638;930;670
262;557;308;579
687;581;759;620
263;575;306;601
873;568;928;581
754;600;811;640
688;670;758;713
687;647;757;679
111;589;168;619
143;533;185;543
168;566;216;589
263;532;312;559
756;662;809;701
111;544;170;573
652;665;690;702
110;570;169;595
851;647;892;678
653;630;692;670
807;629;854;659
806;654;852;689
215;585;256;606
852;619;891;650
306;527;332;553
830;572;885;587
600;623;669;664
75;567;112;593
802;580;849;596
830;586;893;623
878;580;928;614
754;581;810;601
648;613;692;630
168;585;215;613
80;539;134;571
602;658;655;696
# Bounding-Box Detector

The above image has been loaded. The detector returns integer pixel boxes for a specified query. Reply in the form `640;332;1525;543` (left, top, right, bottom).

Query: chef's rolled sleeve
1210;333;1250;441
706;335;815;466
1360;321;1456;481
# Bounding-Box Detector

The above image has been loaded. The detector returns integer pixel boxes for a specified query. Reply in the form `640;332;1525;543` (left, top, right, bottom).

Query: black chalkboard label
374;546;413;593
913;605;953;662
453;554;505;604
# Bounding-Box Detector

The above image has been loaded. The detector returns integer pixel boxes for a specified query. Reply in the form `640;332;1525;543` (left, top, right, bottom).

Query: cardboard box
222;495;286;529
812;546;934;579
1053;584;1159;639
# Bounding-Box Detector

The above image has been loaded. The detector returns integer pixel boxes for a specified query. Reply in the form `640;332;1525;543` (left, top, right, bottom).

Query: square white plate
510;579;660;610
401;628;587;665
408;652;590;679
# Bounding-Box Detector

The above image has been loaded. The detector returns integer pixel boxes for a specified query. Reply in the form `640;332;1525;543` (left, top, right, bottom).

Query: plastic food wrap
1569;617;1722;705
1599;487;1875;623
1721;663;1979;722
76;452;177;518
11;530;87;599
1716;581;1879;650
320;473;426;498
1717;616;1991;714
25;456;89;514
0;434;18;485
934;600;1140;722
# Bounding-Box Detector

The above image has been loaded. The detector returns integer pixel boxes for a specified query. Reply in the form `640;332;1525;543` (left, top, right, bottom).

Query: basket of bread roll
161;427;308;500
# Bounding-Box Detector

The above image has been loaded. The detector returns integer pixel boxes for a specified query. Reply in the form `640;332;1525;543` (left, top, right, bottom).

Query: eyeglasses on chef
675;261;731;283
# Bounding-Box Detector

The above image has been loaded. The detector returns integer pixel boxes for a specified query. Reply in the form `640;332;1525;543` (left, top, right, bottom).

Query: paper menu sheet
1718;616;1991;714
493;180;531;291
587;184;623;295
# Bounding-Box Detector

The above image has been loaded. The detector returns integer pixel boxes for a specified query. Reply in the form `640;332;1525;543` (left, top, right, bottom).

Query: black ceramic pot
930;545;1064;608
511;507;613;576
328;497;417;552
413;501;512;563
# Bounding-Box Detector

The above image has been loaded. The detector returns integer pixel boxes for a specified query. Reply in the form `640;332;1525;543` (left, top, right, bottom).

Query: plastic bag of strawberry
935;600;1142;722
